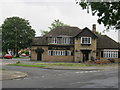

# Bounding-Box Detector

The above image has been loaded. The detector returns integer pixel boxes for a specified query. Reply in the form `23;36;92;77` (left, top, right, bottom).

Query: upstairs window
62;37;70;44
50;37;71;44
51;37;57;44
81;37;91;44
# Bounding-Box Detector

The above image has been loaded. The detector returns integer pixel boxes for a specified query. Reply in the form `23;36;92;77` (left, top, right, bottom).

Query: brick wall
74;37;97;62
31;46;74;62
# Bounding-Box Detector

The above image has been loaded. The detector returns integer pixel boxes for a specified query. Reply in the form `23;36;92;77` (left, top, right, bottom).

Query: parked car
4;54;12;59
21;53;26;57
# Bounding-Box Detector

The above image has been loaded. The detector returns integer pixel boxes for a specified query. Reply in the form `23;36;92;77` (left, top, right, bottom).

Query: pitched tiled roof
32;26;119;49
96;35;119;49
45;26;82;37
32;36;47;46
32;26;81;45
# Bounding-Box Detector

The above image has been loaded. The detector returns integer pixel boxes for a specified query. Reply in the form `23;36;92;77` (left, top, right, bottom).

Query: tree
48;19;69;30
76;1;120;30
41;30;49;36
2;16;35;57
96;31;102;35
41;19;69;35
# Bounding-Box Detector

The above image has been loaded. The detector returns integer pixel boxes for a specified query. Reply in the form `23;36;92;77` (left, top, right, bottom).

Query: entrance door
83;52;89;62
81;50;91;62
37;52;42;61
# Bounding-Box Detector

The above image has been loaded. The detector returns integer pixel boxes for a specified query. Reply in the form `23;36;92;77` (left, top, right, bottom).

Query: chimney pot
92;24;96;34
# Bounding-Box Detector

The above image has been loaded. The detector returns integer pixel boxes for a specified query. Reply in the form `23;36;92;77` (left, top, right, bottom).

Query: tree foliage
96;31;102;35
48;19;69;30
76;1;120;30
41;30;49;36
2;16;35;56
41;19;69;35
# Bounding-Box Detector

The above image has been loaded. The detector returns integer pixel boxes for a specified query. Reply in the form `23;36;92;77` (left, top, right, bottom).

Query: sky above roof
0;0;119;42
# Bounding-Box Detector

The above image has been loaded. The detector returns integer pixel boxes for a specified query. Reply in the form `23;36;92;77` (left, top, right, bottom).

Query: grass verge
35;62;118;67
0;68;6;70
7;62;118;68
8;64;46;68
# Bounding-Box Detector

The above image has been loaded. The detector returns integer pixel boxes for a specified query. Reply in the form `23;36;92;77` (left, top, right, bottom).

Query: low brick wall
100;58;120;63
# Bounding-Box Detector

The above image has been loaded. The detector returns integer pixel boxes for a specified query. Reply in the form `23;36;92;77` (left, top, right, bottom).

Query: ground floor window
103;51;118;58
48;50;71;56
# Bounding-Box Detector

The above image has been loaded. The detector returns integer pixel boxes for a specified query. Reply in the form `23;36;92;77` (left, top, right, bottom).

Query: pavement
1;59;29;80
1;70;28;80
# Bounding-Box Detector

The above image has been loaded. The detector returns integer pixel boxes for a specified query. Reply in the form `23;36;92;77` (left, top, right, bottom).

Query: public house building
31;24;120;62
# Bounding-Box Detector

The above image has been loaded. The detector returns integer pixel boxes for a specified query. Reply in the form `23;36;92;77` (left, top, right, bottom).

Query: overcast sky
0;0;118;42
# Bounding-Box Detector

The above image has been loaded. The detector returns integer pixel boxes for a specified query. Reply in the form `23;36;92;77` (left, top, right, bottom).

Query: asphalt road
2;64;119;88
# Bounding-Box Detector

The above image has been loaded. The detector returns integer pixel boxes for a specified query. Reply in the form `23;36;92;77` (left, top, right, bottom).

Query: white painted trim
81;37;91;44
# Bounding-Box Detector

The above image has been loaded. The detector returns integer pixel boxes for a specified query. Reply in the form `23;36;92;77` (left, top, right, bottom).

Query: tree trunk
6;49;8;54
15;48;19;57
13;48;15;56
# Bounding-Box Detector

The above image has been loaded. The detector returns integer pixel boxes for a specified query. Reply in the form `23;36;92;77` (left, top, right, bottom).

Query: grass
8;63;46;68
7;62;118;68
34;63;89;67
0;68;6;70
34;62;118;67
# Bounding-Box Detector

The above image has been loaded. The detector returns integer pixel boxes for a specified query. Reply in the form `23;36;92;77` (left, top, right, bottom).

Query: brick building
31;25;120;62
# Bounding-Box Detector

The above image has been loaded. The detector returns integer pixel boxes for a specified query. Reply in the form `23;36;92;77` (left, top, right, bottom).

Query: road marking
41;76;45;78
75;70;100;74
23;77;30;79
15;79;21;80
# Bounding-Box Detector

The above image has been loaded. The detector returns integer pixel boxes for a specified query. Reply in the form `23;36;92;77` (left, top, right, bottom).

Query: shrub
94;60;110;64
108;59;115;63
16;61;21;64
84;60;94;64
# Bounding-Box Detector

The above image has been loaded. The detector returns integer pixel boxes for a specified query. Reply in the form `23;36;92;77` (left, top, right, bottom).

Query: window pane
81;37;91;44
88;38;90;43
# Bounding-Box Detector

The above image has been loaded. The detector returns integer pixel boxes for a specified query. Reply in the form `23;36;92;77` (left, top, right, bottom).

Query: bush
25;51;29;56
84;60;94;64
108;59;115;63
16;61;21;64
2;52;6;56
94;60;110;64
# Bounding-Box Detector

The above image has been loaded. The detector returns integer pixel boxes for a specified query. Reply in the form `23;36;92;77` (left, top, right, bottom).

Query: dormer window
81;37;91;44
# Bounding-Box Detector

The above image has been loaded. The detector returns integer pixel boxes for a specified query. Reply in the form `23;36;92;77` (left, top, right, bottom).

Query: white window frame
48;50;71;56
51;37;57;44
103;50;118;58
48;50;51;55
81;37;91;44
62;37;70;44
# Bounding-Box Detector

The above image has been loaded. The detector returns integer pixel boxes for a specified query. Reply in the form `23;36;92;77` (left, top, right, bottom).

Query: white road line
75;70;100;74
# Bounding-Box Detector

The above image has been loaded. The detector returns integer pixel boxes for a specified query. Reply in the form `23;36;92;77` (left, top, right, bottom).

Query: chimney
92;24;96;34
